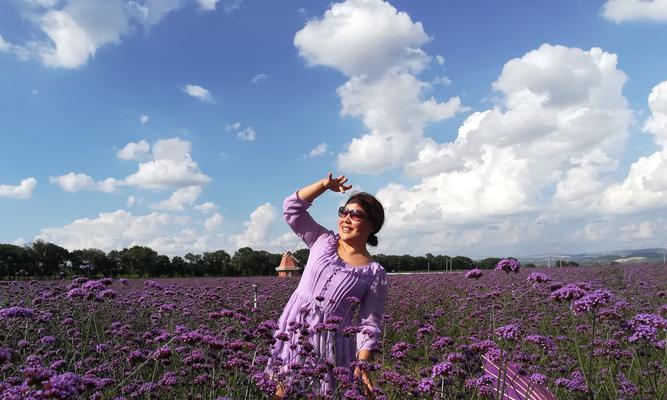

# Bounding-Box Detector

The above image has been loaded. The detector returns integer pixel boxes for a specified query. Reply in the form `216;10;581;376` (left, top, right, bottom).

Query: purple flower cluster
555;370;588;392
431;361;454;377
571;289;613;315
627;313;667;343
0;306;35;318
465;268;483;279
550;283;587;302
495;323;521;341
495;258;521;273
527;271;551;283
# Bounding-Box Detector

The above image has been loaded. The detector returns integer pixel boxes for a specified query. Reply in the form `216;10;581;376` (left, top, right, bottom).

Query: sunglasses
338;206;367;221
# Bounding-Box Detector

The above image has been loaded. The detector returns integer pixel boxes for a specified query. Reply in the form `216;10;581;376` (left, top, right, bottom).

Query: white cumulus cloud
183;84;213;102
230;203;277;248
197;0;220;11
237;127;256;141
204;212;224;231
123;138;212;190
0;178;37;199
294;0;431;76
0;0;184;69
117;139;150;161
194;202;217;213
375;44;632;245
226;122;241;131
49;173;118;193
294;0;468;174
54;138;211;193
602;0;667;23
251;73;268;84
36;209;198;253
150;186;202;211
306;142;328;158
597;80;667;213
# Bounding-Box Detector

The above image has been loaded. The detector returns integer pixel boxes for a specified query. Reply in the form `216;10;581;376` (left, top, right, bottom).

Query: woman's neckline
334;234;375;268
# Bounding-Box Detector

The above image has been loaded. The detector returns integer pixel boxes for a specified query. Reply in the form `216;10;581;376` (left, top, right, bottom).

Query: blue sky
1;0;667;258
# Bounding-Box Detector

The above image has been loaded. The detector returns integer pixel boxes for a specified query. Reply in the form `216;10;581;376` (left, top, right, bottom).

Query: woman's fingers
324;172;353;192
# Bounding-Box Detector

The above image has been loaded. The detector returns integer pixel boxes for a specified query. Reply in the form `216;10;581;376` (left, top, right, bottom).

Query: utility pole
252;284;258;309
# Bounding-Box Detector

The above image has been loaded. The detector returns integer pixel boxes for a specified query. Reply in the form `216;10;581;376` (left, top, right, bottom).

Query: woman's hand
354;367;376;399
296;172;353;203
322;172;353;193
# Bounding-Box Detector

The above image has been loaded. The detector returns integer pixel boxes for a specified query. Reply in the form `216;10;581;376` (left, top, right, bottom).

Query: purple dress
265;192;389;396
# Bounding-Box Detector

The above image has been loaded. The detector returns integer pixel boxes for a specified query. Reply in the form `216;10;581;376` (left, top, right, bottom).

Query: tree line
0;240;572;279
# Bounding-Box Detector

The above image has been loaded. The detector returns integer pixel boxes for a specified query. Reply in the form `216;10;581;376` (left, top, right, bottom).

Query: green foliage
451;255;475;270
119;246;159;277
0;239;512;278
31;239;69;277
478;257;502;270
0;244;32;277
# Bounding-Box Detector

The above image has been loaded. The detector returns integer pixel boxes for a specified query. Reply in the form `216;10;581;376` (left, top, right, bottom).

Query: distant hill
517;248;667;265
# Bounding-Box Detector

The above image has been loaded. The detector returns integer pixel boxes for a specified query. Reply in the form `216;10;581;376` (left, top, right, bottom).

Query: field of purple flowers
1;263;665;399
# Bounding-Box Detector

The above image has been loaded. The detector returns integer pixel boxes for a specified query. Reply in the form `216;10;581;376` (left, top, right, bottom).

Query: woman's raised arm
296;172;352;203
284;172;353;248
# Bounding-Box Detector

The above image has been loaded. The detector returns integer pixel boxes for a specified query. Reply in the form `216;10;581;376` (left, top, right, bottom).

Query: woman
266;172;388;399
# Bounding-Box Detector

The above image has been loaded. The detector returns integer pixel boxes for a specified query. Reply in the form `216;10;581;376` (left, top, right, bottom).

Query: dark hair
345;192;384;247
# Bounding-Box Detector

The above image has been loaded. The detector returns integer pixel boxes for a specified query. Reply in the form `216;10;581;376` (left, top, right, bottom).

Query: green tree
107;250;122;274
0;244;32;278
31;240;70;277
184;253;205;276
202;250;232;276
451;255;475;270
72;248;117;277
119;246;159;277
478;257;501;270
231;247;281;276
170;256;187;276
152;255;171;277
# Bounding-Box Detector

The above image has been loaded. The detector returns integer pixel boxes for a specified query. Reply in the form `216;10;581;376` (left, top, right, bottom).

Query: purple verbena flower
495;323;521;341
415;377;435;395
0;306;35;318
550;284;587;302
627;313;667;343
572;289;612;315
527;272;551;283
465;269;483;279
495;258;521;273
431;361;454;378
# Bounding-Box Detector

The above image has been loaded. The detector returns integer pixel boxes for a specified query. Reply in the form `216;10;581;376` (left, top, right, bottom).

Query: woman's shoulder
370;261;386;275
311;230;337;253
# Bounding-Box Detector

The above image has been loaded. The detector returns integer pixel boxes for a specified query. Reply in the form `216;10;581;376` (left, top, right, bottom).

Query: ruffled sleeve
283;191;330;249
356;267;389;352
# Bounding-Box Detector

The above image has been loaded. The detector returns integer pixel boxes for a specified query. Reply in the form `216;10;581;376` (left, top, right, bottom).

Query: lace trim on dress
323;233;377;276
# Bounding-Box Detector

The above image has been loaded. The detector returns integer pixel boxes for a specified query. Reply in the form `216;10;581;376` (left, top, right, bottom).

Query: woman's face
338;202;374;245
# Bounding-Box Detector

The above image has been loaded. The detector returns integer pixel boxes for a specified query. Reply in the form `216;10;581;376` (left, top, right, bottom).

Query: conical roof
276;252;300;271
